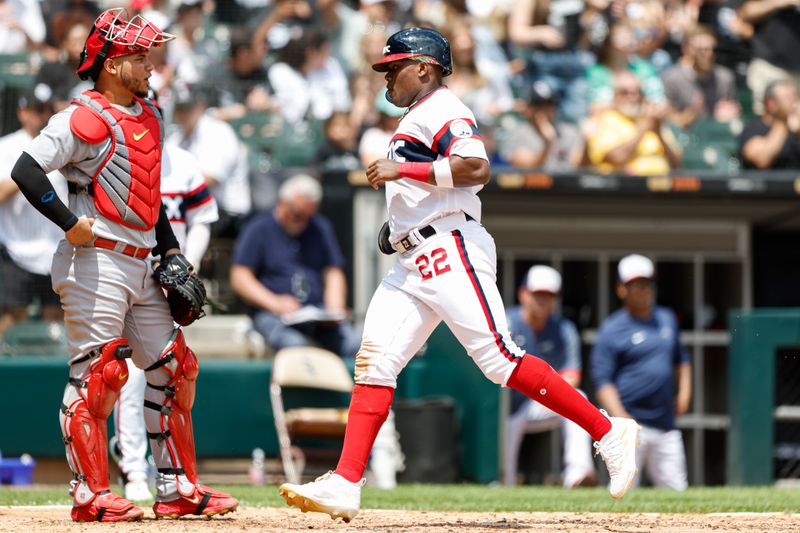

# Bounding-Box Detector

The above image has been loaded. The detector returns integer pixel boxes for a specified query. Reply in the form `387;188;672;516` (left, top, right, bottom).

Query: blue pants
252;310;362;358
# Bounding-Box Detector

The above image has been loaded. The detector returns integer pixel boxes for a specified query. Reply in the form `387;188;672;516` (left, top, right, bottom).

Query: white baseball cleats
279;471;365;522
593;411;641;499
124;478;153;502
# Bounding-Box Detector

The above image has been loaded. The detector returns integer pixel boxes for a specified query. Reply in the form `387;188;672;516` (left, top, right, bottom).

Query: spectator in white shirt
0;0;46;53
0;85;66;337
358;88;405;167
168;85;251;237
268;27;351;123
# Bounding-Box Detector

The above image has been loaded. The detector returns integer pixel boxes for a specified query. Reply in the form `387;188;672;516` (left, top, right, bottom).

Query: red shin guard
146;329;199;493
62;338;132;502
507;355;611;441
335;384;394;483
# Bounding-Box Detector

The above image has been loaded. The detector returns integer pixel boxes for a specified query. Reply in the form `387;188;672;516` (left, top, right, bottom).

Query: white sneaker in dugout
593;413;641;499
279;471;365;522
123;479;153;502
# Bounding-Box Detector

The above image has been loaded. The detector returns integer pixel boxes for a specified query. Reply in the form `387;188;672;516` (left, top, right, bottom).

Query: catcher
10;8;237;522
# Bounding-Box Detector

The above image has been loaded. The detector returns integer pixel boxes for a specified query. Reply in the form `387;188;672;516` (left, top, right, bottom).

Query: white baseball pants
503;397;595;487
355;213;524;388
633;425;688;490
51;242;186;498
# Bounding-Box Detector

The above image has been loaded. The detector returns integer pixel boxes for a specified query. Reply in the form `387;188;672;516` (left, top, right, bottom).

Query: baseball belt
93;237;151;259
392;212;474;254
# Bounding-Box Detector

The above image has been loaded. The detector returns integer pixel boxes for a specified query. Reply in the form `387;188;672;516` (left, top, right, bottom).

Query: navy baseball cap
19;83;55;110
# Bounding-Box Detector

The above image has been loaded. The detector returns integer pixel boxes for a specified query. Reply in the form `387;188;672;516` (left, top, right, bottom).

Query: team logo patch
449;119;473;139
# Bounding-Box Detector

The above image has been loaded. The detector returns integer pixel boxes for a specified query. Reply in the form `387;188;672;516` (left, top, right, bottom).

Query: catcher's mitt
153;253;207;326
378;221;396;255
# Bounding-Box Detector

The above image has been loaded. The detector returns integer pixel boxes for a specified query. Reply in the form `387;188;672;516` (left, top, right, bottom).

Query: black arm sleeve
152;202;180;258
11;152;78;231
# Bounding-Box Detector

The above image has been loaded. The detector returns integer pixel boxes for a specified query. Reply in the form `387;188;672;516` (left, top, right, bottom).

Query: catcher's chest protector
69;90;163;230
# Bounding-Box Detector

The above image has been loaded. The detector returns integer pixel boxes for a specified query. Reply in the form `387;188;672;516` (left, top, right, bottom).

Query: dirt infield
1;506;799;532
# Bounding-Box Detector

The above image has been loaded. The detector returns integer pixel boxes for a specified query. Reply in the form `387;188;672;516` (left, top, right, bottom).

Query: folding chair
270;346;353;483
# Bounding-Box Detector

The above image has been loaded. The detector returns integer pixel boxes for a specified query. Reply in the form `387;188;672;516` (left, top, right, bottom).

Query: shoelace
594;434;626;476
314;471;335;483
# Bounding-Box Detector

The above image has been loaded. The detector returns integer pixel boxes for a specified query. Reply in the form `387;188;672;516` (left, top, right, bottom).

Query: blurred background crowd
3;0;800;196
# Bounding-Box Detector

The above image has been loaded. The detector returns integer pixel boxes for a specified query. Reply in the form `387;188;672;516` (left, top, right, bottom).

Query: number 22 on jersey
415;248;451;281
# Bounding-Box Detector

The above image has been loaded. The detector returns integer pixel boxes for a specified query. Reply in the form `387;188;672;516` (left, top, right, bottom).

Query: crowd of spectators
1;1;798;193
2;0;800;347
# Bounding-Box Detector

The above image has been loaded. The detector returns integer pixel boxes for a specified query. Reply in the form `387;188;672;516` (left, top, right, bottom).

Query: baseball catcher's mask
77;8;175;80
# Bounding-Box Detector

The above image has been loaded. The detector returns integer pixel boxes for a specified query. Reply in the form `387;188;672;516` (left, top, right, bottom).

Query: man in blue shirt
230;174;361;358
504;265;596;488
591;254;691;490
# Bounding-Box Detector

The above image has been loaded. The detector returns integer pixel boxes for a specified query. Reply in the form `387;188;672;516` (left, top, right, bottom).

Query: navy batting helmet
372;27;452;77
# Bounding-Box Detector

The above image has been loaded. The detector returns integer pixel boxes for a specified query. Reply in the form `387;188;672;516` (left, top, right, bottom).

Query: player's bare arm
367;155;489;189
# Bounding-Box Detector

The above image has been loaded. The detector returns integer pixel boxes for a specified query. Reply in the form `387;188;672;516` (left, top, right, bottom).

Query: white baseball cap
525;265;561;294
618;254;655;284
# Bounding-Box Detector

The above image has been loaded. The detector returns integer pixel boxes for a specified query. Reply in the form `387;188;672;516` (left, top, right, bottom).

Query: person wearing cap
0;84;65;339
497;80;584;172
358;87;406;166
590;254;691;490
502;265;597;488
9;8;237;521
279;26;640;523
167;84;251;238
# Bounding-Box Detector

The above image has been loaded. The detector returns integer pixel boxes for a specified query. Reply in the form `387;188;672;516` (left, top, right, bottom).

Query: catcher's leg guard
144;329;238;518
60;338;142;521
143;329;199;496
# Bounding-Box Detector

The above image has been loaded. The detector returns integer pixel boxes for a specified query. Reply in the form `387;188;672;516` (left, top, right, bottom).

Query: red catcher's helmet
77;8;174;81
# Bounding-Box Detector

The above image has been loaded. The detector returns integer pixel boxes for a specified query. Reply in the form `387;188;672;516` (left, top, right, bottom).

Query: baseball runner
10;8;236;521
112;141;219;502
279;27;641;523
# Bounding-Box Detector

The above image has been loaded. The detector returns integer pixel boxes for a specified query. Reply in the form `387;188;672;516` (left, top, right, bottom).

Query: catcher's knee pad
144;328;199;496
60;338;132;503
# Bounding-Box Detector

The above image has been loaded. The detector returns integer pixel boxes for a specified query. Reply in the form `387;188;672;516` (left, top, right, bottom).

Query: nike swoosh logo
119;373;128;380
133;129;149;141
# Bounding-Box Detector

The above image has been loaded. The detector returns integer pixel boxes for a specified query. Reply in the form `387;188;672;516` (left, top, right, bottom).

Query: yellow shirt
586;110;680;176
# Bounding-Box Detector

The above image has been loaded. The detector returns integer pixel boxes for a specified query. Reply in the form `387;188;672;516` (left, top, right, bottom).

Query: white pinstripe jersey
385;86;488;241
159;144;218;248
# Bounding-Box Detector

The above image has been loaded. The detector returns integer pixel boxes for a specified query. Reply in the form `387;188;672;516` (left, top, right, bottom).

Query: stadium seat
1;321;68;356
232;113;324;168
180;314;266;359
270;346;353;483
0;53;36;88
679;119;740;172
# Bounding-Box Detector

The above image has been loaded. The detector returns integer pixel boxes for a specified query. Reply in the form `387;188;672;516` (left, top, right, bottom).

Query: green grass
1;484;798;513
